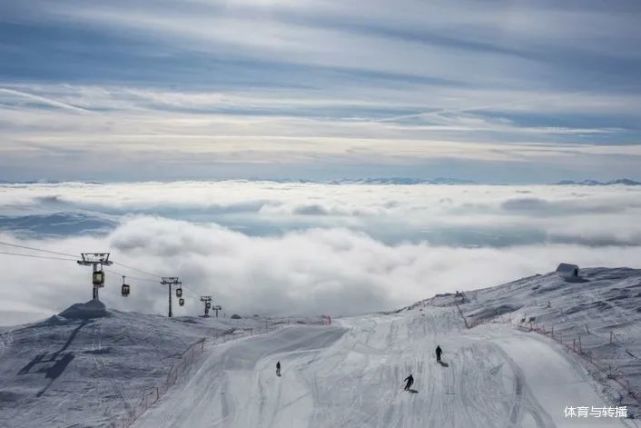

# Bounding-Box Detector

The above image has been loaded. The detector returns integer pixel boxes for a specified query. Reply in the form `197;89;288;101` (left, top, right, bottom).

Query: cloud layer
1;181;640;323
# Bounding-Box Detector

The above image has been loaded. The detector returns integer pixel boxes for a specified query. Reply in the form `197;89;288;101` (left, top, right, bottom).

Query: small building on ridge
556;263;579;279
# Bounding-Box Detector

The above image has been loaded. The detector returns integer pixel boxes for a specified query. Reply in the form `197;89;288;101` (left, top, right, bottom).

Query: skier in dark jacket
403;374;414;391
435;345;443;362
276;361;281;376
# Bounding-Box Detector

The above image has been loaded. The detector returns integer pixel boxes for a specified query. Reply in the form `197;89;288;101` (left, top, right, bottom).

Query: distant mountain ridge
329;177;477;185
2;178;639;185
0;178;478;185
556;178;641;186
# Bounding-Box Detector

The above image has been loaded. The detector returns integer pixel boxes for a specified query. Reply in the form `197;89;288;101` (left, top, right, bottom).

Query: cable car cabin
93;270;105;287
176;287;183;298
121;283;130;297
179;298;185;306
206;302;211;309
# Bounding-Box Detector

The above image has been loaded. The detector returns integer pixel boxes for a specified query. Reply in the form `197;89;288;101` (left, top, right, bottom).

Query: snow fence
112;324;286;427
455;301;641;417
516;322;641;414
110;336;205;428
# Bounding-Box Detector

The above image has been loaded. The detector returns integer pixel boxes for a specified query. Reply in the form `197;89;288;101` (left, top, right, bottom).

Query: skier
403;374;414;391
276;361;281;377
435;345;443;363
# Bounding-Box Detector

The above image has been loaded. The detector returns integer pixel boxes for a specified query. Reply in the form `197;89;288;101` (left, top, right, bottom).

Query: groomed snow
2;268;640;427
135;304;638;427
453;267;641;416
0;305;288;427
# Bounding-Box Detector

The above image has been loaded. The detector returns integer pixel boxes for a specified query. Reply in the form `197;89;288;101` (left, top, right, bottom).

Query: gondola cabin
176;287;183;298
179;298;185;306
93;270;105;287
121;283;130;297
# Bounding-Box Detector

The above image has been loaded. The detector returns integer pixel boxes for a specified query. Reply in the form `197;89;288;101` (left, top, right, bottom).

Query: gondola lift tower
161;277;181;317
77;253;113;301
212;304;222;318
200;296;212;317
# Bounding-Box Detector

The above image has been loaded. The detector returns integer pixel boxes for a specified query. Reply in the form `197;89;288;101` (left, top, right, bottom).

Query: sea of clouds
1;181;640;325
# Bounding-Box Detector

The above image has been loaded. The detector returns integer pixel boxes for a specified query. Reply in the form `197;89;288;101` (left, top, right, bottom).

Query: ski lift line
0;240;78;258
0;247;202;309
103;270;195;302
102;266;152;280
0;240;165;280
104;267;198;296
112;261;162;279
0;250;78;262
88;255;175;286
102;268;158;283
0;245;200;298
112;268;199;297
0;241;195;291
111;263;201;297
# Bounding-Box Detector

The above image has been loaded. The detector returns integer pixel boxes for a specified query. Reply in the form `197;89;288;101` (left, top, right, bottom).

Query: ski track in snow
134;307;637;428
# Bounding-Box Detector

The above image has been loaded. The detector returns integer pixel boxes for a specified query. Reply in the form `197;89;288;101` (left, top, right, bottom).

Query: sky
1;0;641;182
1;181;641;323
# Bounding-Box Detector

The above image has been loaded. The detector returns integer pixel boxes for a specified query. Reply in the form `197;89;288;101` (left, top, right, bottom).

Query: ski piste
2;267;640;427
132;267;641;428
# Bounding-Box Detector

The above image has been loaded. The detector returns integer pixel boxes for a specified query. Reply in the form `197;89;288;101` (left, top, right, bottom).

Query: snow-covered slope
133;307;637;427
448;267;641;413
132;269;641;428
0;302;291;427
2;268;641;427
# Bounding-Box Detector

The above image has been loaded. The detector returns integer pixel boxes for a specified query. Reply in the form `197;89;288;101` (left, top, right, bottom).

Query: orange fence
516;323;640;409
453;304;640;410
109;318;330;427
111;337;206;427
112;325;280;427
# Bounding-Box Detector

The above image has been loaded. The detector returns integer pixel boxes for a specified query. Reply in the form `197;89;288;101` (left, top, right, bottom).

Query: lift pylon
212;304;222;318
161;277;181;317
77;253;113;301
200;296;212;317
